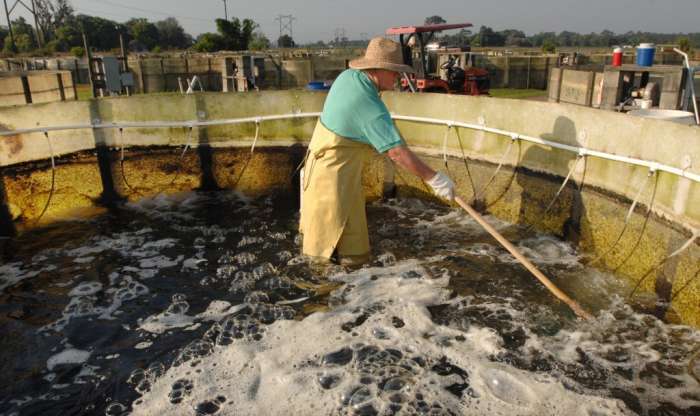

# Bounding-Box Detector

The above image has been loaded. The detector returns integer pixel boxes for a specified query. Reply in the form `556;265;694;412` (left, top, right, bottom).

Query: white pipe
1;111;698;185
0;113;322;136
673;48;699;125
391;114;700;184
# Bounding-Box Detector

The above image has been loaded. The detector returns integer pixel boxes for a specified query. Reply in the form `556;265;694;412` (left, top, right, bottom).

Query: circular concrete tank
0;91;699;414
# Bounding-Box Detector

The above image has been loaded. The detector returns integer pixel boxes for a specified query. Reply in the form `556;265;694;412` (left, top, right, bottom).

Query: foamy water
0;193;698;416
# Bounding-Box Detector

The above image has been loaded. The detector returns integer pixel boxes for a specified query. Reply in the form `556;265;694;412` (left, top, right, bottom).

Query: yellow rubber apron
299;120;373;260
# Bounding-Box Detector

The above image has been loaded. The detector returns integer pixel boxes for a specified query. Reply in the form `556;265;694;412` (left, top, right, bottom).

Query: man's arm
386;145;455;201
386;145;436;181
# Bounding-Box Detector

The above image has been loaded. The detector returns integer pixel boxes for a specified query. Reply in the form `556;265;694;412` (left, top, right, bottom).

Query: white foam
0;262;41;291
135;341;153;350
139;299;250;335
139;255;184;269
47;349;91;371
132;260;628;416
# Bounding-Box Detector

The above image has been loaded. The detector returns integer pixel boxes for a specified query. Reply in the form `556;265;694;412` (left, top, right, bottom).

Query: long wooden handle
454;196;593;320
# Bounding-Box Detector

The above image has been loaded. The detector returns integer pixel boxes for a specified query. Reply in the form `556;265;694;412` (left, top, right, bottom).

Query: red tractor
386;23;490;95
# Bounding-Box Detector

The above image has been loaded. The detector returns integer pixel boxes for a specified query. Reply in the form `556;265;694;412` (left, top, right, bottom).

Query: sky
9;0;700;44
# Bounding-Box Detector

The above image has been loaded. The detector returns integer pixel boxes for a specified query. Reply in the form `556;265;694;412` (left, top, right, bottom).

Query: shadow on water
194;95;221;192
88;101;125;208
0;168;17;260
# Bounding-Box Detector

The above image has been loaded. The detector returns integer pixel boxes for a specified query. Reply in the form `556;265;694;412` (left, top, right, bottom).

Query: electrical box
102;57;123;94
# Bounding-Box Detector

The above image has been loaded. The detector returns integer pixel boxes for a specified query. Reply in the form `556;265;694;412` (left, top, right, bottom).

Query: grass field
75;84;548;101
75;84;93;100
488;88;548;100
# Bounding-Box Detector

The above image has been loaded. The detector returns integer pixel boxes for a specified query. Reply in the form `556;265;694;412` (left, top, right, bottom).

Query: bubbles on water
104;401;129;416
195;395;226;415
128;362;166;394
173;340;214;367
237;236;264;248
481;368;535;407
168;379;194;404
5;194;700;416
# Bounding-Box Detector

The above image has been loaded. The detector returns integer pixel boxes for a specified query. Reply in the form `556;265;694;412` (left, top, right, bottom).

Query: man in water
299;37;455;265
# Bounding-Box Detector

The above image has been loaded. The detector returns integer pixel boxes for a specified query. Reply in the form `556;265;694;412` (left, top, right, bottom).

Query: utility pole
30;0;42;48
2;0;15;52
2;0;43;51
222;0;228;20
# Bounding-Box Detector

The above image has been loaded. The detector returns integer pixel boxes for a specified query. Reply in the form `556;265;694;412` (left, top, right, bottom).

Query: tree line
422;16;697;52
0;0;274;56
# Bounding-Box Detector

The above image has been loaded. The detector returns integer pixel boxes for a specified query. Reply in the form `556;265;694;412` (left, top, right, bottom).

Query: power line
83;0;213;22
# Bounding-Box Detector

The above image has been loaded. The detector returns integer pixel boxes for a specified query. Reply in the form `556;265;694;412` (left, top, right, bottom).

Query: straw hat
349;37;415;74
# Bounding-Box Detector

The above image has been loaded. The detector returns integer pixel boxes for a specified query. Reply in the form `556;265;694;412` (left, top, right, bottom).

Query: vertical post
56;72;65;101
70;66;78;100
503;56;510;88
526;56;531;89
137;57;146;93
20;74;32;104
160;57;165;93
222;0;228;20
74;58;79;82
3;0;15;52
119;33;131;96
83;32;96;98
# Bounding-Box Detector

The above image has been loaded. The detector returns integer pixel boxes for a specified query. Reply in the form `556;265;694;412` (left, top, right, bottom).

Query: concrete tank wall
0;91;699;326
0;71;76;107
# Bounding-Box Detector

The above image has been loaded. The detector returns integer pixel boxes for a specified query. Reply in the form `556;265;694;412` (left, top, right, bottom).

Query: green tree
0;26;7;51
502;29;529;47
75;15;123;50
126;18;159;51
424;15;446;25
215;18;241;50
155;17;191;49
3;17;37;53
277;34;294;48
192;32;224;52
35;0;74;42
70;45;84;57
476;26;505;47
678;37;692;53
54;17;82;50
249;31;271;50
215;17;256;50
542;39;556;53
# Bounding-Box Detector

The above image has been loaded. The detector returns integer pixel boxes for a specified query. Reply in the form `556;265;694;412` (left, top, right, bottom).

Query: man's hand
426;171;455;201
386;146;455;201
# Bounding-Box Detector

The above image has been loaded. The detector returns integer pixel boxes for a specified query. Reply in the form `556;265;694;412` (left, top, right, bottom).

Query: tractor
386;23;490;95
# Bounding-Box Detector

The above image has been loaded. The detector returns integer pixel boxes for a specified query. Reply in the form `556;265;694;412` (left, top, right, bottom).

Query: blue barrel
636;43;655;67
306;81;331;91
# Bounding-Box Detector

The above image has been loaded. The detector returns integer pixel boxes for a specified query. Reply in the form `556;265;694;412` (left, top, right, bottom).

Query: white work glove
426;171;455;201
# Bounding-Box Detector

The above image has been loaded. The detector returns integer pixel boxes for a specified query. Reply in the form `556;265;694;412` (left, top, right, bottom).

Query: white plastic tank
628;109;697;126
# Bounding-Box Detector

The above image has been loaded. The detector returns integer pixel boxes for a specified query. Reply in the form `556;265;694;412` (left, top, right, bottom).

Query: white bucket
628;109;697;126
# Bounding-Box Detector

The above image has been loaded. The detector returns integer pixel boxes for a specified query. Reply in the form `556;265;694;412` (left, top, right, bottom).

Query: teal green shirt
320;69;404;153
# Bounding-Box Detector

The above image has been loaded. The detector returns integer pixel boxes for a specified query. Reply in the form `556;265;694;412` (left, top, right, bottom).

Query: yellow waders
299;121;373;264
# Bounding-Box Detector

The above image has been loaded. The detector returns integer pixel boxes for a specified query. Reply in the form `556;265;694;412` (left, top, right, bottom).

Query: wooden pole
454;196;593;320
82;32;96;98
